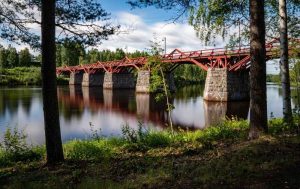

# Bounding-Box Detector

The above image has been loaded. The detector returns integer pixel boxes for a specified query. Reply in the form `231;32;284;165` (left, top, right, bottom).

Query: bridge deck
56;39;299;74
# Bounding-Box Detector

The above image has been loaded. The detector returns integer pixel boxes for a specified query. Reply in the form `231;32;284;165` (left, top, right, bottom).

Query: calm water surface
0;84;298;144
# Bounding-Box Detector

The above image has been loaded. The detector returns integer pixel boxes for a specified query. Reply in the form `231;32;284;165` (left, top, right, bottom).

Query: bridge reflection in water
203;101;249;127
57;85;249;131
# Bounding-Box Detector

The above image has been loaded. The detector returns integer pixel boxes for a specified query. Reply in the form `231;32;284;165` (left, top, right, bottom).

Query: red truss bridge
56;39;300;75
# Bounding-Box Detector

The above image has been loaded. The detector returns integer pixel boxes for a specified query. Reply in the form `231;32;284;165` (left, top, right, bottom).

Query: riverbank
0;67;69;86
0;119;299;188
0;67;41;86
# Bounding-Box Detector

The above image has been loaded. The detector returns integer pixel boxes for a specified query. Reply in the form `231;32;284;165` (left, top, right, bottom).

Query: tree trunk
279;0;292;123
41;0;64;164
248;0;268;139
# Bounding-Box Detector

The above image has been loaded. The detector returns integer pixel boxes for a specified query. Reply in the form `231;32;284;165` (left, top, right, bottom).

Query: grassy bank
0;67;41;86
0;118;299;188
0;67;69;86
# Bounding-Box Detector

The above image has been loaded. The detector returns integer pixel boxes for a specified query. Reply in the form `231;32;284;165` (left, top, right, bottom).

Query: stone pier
136;71;151;93
203;68;249;101
82;73;104;87
103;72;136;89
69;72;83;85
136;71;176;93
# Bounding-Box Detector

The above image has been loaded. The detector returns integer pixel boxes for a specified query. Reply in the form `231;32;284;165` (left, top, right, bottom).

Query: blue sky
100;0;179;24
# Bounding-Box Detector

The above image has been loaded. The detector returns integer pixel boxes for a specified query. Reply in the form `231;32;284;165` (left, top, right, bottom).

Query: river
0;84;299;144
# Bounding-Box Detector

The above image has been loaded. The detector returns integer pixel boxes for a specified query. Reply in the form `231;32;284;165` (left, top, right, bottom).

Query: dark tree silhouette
41;0;64;164
248;0;268;139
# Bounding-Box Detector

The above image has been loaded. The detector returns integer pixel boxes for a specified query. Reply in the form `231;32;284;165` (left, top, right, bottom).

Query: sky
0;0;280;74
98;0;225;53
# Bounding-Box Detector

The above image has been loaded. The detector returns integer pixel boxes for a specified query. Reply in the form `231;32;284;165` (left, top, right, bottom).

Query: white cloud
97;12;226;53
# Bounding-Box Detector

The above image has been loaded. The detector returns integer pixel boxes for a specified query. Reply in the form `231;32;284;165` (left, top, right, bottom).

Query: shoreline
0;119;299;188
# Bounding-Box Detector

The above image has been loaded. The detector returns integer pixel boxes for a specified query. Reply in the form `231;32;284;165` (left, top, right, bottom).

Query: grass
0;118;299;188
0;67;69;86
0;67;41;86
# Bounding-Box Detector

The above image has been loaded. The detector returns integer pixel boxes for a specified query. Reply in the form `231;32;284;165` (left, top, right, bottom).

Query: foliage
266;74;281;83
0;67;70;86
174;64;206;85
146;37;175;130
269;117;300;134
0;117;299;167
0;67;41;86
56;45;149;66
0;0;119;48
0;128;43;167
64;140;113;161
19;48;32;67
0;46;34;69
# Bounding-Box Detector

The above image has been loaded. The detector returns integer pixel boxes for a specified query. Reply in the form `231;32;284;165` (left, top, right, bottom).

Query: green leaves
0;0;119;48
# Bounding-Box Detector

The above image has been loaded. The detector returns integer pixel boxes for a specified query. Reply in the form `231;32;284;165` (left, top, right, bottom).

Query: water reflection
0;84;295;144
203;101;249;127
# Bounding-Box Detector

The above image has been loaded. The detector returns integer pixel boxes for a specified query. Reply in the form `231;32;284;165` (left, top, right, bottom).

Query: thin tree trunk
159;68;174;135
279;0;293;123
41;0;64;164
248;0;268;139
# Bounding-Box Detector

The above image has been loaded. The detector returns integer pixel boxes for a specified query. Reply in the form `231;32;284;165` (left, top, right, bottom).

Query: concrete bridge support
69;72;83;85
136;71;176;93
136;71;151;93
103;72;136;89
203;68;249;101
82;73;104;87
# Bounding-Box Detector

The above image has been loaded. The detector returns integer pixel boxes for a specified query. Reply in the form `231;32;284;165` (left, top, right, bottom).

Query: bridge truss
56;39;299;75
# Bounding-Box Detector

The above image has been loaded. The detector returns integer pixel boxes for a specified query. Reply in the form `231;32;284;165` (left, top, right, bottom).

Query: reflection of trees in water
175;85;205;100
276;86;300;110
57;86;85;122
57;86;170;127
0;88;34;117
291;88;300;109
56;85;250;130
203;100;249;127
137;93;169;126
0;92;5;116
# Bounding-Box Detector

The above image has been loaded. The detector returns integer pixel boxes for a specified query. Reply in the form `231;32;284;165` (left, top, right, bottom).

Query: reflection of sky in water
0;85;296;145
172;98;205;129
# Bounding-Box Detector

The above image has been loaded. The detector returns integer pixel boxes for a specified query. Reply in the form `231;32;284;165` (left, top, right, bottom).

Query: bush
0;128;43;167
268;117;299;135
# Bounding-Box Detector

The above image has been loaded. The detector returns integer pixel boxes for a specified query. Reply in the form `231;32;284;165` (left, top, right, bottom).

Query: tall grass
0;117;298;166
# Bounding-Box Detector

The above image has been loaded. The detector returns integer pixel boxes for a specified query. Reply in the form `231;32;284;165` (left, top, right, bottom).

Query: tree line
0;46;33;68
55;42;148;66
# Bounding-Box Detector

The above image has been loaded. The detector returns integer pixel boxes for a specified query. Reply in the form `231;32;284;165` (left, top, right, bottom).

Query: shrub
0;127;43;167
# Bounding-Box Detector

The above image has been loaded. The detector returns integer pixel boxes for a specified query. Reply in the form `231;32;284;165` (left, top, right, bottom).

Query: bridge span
56;39;299;101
